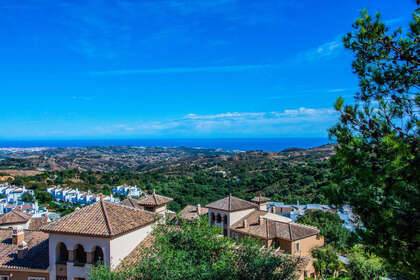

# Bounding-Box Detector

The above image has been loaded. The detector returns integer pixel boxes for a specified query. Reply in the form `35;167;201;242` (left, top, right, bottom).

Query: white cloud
87;107;338;137
90;64;282;76
298;38;343;62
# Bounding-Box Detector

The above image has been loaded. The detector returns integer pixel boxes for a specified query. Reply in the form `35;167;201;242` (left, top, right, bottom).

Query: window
145;206;155;212
56;242;68;264
210;213;215;224
216;214;221;223
223;215;228;225
93;246;104;266
0;276;9;280
295;242;299;251
28;277;46;280
74;244;87;265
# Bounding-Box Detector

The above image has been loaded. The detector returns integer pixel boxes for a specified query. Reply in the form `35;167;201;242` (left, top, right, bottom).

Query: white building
112;185;142;197
41;196;158;280
47;186;116;205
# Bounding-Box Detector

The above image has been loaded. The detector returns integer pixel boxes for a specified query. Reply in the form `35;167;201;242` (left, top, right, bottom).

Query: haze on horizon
0;0;416;140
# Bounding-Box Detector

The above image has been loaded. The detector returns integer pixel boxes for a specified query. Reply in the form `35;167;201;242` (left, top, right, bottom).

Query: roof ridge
288;223;292;240
292;222;319;230
228;194;232;211
153;193;158;205
101;200;113;235
10;210;31;220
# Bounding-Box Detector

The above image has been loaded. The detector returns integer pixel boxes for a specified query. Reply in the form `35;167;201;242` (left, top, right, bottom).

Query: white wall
48;233;110;280
109;223;154;269
0;220;30;229
208;207;256;237
229;208;256;226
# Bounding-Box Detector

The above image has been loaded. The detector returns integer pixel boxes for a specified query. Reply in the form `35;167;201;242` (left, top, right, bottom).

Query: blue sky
0;0;416;139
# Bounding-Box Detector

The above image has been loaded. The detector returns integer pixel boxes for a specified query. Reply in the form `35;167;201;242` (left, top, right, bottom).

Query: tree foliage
346;247;385;280
90;218;299;280
327;9;419;279
311;246;344;279
20;192;34;203
296;210;358;251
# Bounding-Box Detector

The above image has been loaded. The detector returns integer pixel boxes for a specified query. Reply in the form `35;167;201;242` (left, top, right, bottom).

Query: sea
0;138;330;152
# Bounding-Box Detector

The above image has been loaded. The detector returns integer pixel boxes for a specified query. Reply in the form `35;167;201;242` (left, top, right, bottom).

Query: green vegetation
90;218;299;280
35;190;53;204
0;158;34;169
311;246;344;279
346;247;385;280
328;9;419;279
10;158;331;212
296;211;358;251
20;192;34;203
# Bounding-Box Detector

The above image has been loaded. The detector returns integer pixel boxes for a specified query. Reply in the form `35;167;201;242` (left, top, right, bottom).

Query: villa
205;194;324;279
0;191;170;280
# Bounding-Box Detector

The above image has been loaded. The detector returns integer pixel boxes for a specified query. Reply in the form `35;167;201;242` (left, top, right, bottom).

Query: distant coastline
0;138;330;152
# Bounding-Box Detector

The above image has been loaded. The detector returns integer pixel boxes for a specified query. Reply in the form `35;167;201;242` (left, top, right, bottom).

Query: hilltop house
205;194;324;279
120;189;173;216
0;191;172;280
0;210;49;230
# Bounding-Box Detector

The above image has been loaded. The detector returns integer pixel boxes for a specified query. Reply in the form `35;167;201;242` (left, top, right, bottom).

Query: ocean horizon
0;138;330;152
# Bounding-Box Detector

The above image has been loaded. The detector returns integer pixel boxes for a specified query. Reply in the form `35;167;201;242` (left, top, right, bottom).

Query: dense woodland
5;152;331;212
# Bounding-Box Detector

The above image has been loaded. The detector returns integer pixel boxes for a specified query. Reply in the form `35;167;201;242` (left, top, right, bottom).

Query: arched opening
223;215;228;225
74;244;87;265
56;242;68;264
210;213;215;224
216;214;221;223
93;246;104;266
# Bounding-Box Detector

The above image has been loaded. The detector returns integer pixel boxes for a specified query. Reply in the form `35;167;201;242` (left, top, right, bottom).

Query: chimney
153;189;156;195
197;204;201;215
100;193;104;201
17;241;28;259
12;228;24;245
243;219;248;229
270;206;276;213
259;216;265;225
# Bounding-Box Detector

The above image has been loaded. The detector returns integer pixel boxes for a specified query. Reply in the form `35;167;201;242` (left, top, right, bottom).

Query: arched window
223;215;228;225
74;244;87;265
56;242;68;263
210;213;215;224
93;246;104;266
216;214;221;223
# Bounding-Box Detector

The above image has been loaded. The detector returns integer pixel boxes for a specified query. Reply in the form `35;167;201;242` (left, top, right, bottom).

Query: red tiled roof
28;216;49;231
251;194;271;203
179;205;209;221
205;195;257;212
0;210;32;226
136;191;173;207
120;197;143;209
231;210;319;241
0;229;49;270
41;200;157;237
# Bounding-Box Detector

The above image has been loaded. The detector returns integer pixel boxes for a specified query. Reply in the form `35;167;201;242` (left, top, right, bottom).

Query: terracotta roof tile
231;210;319;241
0;210;32;226
0;229;49;270
251;195;271;203
28;216;49;231
121;197;143;209
41;201;157;237
136;191;173;207
205;195;257;212
179;205;209;221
